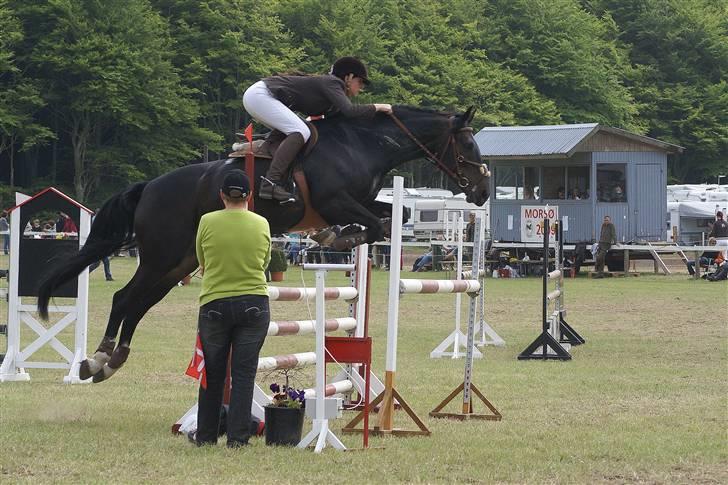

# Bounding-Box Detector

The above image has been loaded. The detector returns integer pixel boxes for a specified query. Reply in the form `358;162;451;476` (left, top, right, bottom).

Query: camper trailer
412;195;489;241
376;187;456;240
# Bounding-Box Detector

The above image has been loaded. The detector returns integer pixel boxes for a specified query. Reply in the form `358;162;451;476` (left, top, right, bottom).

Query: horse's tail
37;182;148;319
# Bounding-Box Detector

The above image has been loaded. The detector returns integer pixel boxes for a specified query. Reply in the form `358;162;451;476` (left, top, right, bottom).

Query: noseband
388;113;489;188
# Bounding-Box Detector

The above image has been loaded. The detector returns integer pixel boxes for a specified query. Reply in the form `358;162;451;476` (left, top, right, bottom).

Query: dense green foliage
0;0;726;205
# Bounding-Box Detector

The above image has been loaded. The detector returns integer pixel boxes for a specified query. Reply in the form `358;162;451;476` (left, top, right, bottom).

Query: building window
597;164;627;202
495;165;521;200
419;210;439;222
567;166;590;200
543;166;566;199
522;167;540;200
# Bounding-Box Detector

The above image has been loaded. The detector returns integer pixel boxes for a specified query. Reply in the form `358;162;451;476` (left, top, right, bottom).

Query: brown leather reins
387;112;488;188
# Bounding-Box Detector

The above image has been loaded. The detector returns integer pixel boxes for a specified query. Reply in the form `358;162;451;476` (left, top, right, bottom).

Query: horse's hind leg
80;263;170;380
93;254;197;383
80;284;134;379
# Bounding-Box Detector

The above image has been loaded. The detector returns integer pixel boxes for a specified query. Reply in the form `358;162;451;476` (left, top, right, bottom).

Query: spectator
89;209;113;281
706;260;728;281
465;212;476;262
686;238;722;276
59;212;78;233
412;249;433;272
593;215;616;278
709;211;728;263
612;185;625;202
523;185;535;200
0;211;9;254
557;187;566;199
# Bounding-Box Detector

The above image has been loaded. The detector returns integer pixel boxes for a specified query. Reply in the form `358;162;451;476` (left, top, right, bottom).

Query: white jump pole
378;177;405;430
474;214;506;348
297;263;353;453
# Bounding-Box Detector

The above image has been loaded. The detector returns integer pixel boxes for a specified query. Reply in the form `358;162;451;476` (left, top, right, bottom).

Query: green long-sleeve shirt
195;209;271;306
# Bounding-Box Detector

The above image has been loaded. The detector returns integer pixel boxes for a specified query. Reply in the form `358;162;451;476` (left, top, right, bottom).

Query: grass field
1;255;726;484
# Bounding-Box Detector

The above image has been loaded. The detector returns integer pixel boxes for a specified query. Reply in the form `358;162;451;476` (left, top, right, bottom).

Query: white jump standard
0;188;92;384
518;219;585;361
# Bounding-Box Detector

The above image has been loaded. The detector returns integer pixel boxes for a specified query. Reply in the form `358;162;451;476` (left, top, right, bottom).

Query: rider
242;57;393;202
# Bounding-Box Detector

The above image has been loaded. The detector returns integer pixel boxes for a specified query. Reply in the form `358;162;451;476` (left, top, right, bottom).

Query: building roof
8;187;93;214
475;123;683;159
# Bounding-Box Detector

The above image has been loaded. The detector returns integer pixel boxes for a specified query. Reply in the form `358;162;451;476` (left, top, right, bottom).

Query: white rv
413;195;489;241
376;187;456;240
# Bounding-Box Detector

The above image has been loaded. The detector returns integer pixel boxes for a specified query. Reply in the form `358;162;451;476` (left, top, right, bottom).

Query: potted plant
264;383;305;446
268;247;288;282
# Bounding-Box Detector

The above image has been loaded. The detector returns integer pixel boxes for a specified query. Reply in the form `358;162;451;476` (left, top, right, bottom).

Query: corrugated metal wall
490;151;668;243
491;202;593;242
592;152;667;242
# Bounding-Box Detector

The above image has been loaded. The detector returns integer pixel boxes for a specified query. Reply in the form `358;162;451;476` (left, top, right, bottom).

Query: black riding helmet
330;56;370;85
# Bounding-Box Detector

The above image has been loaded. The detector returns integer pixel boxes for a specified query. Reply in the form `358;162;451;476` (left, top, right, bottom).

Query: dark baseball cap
221;169;250;199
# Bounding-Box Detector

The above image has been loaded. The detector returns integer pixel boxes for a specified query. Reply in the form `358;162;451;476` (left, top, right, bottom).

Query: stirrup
259;177;295;204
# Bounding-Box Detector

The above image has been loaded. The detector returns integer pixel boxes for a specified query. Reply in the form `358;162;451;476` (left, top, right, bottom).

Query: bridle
388;112;490;188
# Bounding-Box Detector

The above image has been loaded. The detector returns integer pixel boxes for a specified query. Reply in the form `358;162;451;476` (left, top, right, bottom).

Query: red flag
185;333;207;389
244;123;253;143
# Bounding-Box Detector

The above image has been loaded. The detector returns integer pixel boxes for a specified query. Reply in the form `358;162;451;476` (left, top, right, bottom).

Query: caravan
413;195;489;241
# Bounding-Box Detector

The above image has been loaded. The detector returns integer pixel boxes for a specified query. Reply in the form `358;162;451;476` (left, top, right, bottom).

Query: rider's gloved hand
374;104;393;114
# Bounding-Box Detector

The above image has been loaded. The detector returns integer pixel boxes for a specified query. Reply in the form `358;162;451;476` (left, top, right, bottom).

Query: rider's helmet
330;57;370;85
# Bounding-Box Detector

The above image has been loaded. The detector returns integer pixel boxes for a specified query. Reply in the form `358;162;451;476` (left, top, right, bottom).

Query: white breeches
242;81;311;142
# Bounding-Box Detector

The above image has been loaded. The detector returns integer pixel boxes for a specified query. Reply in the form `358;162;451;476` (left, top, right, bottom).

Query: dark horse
37;105;490;383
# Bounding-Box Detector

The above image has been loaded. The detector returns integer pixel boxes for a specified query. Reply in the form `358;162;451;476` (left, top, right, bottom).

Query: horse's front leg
314;194;386;250
362;200;410;238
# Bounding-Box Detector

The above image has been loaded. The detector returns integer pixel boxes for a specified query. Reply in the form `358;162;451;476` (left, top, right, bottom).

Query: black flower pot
264;405;304;446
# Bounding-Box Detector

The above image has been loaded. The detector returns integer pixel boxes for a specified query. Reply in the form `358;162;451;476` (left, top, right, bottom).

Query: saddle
229;122;319;160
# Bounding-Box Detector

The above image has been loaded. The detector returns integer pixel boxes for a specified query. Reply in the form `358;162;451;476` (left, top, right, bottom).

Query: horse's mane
314;105;455;135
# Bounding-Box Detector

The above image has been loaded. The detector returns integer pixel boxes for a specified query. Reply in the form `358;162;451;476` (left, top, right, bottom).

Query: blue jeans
2;234;8;255
196;294;269;446
89;257;112;279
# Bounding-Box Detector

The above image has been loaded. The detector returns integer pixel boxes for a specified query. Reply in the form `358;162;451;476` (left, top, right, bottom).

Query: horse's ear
464;106;476;125
454;106;476;130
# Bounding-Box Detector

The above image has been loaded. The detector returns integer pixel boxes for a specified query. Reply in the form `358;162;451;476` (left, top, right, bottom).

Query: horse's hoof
92;369;108;383
79;360;93;380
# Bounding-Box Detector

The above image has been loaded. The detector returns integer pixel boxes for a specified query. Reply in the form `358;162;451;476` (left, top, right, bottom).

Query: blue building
475;123;684;243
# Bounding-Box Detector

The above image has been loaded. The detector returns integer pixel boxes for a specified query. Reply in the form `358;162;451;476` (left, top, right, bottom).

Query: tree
11;0;216;201
152;0;302;157
278;0;560;188
0;1;52;187
586;0;728;182
478;0;640;130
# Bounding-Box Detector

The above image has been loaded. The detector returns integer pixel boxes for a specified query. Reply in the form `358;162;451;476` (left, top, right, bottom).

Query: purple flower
270;383;280;393
287;389;298;401
298;389;305;402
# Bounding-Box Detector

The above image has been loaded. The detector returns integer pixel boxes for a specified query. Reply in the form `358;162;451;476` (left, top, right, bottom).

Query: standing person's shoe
259;178;295;203
106;276;114;281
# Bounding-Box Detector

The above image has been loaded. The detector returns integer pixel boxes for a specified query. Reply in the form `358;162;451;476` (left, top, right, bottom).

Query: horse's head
446;107;490;206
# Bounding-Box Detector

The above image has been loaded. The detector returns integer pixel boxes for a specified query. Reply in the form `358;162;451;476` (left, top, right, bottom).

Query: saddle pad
229;140;272;159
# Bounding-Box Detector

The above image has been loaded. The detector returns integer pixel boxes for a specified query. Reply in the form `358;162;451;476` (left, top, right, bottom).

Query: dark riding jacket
263;74;376;118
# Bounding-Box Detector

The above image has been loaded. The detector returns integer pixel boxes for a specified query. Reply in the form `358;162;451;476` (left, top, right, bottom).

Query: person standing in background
0;211;9;255
593;215;616;278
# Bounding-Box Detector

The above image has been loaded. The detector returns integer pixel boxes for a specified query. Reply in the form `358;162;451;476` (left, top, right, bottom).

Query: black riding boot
259;132;305;202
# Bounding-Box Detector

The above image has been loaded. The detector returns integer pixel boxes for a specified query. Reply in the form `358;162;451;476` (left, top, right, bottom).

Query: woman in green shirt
192;169;271;447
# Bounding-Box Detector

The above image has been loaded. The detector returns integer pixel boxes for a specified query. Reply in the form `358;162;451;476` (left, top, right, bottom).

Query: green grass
1;255;726;484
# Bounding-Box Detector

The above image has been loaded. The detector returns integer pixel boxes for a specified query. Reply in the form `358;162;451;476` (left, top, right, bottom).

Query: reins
387;112;487;188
